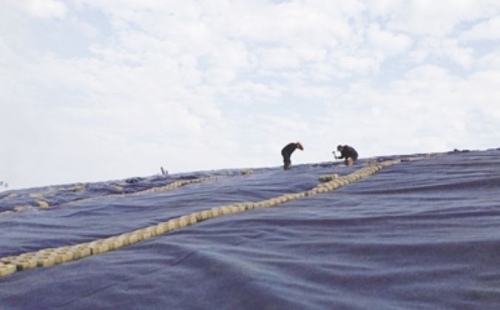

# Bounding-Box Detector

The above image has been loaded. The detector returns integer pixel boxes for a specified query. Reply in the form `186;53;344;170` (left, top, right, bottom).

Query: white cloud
385;0;500;37
366;0;404;16
477;51;500;70
259;47;300;69
320;60;500;156
339;54;381;74
462;17;500;41
6;0;68;19
409;38;475;68
367;24;413;55
2;0;500;190
229;82;282;102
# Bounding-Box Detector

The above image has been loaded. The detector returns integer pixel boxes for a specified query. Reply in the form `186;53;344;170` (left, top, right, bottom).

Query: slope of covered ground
1;150;499;310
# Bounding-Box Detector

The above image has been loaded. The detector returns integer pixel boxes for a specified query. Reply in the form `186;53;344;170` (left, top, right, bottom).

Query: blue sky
2;0;500;190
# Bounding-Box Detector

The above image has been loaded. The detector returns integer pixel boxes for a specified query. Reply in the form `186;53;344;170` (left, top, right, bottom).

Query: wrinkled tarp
1;150;500;310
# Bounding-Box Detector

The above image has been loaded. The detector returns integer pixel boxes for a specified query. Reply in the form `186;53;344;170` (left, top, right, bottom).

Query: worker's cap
296;142;304;150
337;145;343;151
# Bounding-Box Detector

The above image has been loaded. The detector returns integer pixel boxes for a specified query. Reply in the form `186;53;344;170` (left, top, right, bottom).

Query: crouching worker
281;142;304;170
334;144;358;166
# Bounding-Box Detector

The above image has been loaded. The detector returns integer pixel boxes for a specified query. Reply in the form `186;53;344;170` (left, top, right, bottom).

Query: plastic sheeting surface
1;150;500;309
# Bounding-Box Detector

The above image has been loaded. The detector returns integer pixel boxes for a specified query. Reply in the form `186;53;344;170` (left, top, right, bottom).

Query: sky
1;0;500;190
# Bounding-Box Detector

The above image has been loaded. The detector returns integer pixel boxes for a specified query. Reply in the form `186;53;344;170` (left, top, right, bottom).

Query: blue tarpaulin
1;150;500;309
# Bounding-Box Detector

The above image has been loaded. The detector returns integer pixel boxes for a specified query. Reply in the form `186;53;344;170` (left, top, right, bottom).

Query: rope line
0;158;423;278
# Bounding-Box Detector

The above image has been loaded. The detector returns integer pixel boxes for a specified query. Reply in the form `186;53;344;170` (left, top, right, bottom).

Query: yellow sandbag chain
0;157;428;278
1;174;240;215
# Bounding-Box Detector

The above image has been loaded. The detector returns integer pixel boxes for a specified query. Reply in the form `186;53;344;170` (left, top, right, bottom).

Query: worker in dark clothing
334;145;358;166
281;142;304;170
